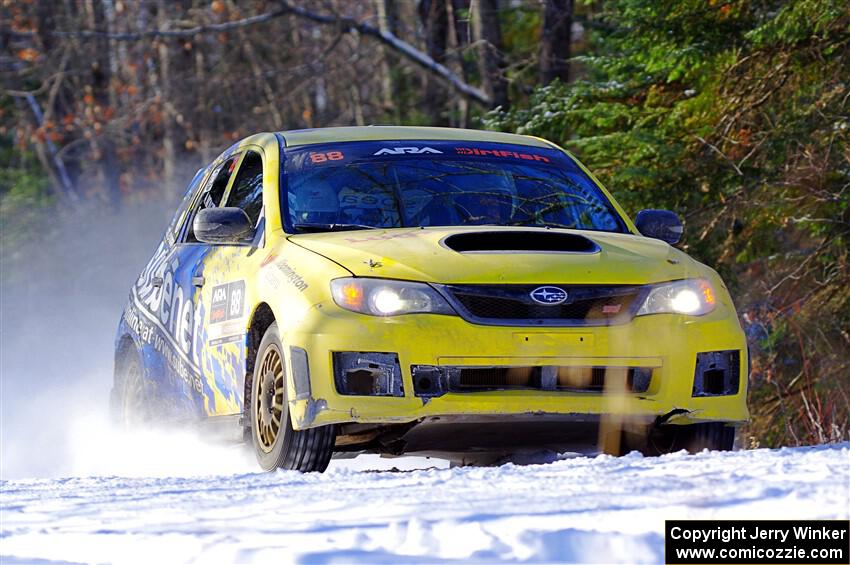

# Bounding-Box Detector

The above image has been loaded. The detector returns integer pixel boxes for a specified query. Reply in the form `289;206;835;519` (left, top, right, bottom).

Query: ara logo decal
373;147;443;156
210;281;245;324
530;286;569;305
208;280;246;346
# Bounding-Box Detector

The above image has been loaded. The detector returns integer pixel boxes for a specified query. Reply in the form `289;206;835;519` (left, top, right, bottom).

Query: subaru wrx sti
113;127;748;471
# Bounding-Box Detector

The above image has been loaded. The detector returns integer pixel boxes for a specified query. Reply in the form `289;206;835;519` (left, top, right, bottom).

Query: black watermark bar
665;520;849;564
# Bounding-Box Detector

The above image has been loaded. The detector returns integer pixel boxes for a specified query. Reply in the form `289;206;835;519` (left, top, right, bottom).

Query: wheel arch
243;302;277;436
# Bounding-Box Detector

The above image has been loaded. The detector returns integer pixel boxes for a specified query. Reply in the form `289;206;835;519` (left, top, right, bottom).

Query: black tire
111;343;153;428
250;322;335;472
688;422;736;452
624;422;736;455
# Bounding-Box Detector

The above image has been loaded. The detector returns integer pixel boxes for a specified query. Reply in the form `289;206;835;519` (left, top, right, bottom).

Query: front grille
457;367;535;388
554;366;647;392
439;284;645;326
411;365;654;396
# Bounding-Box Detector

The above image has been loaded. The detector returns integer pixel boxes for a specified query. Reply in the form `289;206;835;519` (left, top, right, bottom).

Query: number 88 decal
229;288;242;317
309;151;344;164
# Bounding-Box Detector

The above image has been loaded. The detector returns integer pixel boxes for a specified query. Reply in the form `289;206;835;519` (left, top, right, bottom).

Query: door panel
194;148;268;416
130;241;209;418
137;149;243;418
195;246;251;416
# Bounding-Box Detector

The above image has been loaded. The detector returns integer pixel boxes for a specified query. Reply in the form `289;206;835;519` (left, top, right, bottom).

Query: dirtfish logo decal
373;147;443;156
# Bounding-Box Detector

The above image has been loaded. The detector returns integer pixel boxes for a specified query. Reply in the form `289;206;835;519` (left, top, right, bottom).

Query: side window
224;150;264;227
184;154;240;242
203;156;239;211
167;167;206;243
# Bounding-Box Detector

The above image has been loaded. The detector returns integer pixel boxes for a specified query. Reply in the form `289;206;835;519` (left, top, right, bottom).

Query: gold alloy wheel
255;345;285;453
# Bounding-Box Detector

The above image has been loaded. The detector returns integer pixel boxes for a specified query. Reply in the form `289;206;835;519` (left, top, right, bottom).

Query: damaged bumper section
284;307;750;432
333;352;404;397
692;350;740;397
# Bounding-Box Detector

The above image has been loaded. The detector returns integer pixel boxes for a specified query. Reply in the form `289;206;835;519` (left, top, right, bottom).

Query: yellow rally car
113;126;748;472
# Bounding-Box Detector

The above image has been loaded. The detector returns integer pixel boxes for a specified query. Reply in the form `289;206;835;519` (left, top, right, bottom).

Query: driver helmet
338;185;399;227
291;179;339;224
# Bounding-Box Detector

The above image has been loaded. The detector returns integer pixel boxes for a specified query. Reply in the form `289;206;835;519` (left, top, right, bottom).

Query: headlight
330;278;456;317
636;278;717;316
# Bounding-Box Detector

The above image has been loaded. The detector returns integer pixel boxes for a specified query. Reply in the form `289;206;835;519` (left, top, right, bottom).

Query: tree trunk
93;0;122;209
375;0;400;121
539;0;573;85
34;0;56;52
288;22;316;128
228;0;284;130
20;95;77;203
154;0;177;193
194;48;214;164
448;0;473;127
32;0;80;199
419;0;450;125
472;0;508;110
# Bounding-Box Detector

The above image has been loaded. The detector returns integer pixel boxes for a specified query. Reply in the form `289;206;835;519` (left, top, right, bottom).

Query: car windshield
281;140;627;233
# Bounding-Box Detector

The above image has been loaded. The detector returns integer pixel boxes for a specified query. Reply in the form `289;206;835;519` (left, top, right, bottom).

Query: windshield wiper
509;220;626;234
292;222;378;233
508;220;577;229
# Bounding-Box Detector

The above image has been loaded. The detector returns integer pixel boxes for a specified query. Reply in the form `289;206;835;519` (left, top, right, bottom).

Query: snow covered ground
5;202;841;564
2;442;847;564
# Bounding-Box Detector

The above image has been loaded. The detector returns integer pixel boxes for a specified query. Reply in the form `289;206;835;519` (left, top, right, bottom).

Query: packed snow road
1;443;847;564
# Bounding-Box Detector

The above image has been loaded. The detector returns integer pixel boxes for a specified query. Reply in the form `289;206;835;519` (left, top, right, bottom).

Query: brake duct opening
333;352;405;397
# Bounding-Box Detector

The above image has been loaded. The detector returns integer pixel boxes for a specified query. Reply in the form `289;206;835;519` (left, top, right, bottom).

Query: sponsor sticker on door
209;280;246;346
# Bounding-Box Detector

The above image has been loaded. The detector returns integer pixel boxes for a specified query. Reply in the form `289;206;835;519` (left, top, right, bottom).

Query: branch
5;7;291;40
694;135;744;176
7;0;492;106
23;93;78;202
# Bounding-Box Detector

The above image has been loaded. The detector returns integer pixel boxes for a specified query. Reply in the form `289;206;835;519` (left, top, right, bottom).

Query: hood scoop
443;231;600;254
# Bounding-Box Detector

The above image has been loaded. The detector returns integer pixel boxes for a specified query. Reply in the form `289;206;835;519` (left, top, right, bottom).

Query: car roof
277;126;551;148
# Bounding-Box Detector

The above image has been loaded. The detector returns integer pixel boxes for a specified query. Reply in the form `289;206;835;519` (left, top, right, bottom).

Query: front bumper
282;302;749;430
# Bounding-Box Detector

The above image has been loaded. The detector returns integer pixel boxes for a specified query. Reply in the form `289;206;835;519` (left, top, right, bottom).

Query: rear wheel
250;322;335;472
111;344;152;428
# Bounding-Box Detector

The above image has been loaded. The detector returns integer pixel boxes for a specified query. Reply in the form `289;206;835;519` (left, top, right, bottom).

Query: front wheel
623;422;736;455
250;322;335;472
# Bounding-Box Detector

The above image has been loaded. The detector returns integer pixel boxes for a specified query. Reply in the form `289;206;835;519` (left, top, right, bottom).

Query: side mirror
635;209;684;245
194;207;253;244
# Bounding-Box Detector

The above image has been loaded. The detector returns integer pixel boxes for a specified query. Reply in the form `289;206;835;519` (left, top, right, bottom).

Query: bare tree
472;0;508;109
448;0;474;126
90;0;122;208
538;0;573;85
375;0;401;121
5;0;524;204
153;0;177;191
419;0;450;125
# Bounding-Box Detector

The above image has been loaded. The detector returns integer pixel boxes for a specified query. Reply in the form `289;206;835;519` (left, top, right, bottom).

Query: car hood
287;226;704;285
